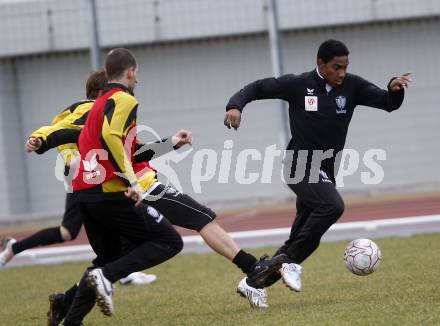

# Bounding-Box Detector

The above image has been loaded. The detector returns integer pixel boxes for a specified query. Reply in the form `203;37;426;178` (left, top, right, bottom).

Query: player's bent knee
172;236;184;254
59;226;72;241
165;238;183;257
319;199;345;222
68;227;81;240
199;220;216;233
329;199;345;219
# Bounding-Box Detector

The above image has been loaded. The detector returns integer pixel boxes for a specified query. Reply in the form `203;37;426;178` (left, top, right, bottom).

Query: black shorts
61;193;83;237
76;198;182;268
145;183;216;232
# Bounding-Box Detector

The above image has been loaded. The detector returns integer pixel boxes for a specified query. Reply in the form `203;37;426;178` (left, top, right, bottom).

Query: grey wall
0;60;29;215
0;61;13;216
134;36;287;204
0;11;438;217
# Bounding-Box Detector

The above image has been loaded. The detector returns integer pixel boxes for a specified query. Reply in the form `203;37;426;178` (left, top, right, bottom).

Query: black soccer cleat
261;269;282;288
47;293;68;326
246;253;287;289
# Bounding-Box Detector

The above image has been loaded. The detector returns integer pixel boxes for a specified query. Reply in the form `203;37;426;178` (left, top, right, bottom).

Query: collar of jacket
103;83;134;96
312;68;327;91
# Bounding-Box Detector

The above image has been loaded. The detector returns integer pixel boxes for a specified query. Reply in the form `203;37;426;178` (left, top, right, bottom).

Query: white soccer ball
343;238;381;276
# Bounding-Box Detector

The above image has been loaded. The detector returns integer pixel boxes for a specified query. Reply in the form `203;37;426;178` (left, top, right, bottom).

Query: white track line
3;214;440;268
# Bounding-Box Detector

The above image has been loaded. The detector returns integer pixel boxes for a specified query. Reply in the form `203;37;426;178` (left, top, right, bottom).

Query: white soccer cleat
280;263;302;292
119;272;157;285
236;277;268;308
86;268;115;316
0;237;16;267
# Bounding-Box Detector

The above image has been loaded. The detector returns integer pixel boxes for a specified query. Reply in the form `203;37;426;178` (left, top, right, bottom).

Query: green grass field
0;234;439;326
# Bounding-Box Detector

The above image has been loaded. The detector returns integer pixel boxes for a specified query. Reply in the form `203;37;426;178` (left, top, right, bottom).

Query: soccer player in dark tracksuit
224;39;411;295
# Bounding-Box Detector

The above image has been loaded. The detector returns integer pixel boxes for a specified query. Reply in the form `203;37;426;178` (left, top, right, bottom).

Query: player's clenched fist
125;183;144;206
389;72;412;92
25;137;42;152
172;129;193;148
224;108;241;130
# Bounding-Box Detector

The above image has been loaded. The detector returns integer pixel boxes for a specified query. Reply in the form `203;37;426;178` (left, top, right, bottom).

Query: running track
2;194;440;246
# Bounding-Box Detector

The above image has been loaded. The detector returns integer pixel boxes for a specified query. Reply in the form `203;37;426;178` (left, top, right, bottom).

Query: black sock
64;284;79;309
11;227;64;255
63;273;96;325
232;250;257;275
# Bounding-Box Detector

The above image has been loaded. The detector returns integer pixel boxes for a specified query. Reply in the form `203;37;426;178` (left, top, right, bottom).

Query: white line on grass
4;214;440;268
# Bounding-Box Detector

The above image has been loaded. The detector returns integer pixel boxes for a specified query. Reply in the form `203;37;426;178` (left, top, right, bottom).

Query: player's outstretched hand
125;183;144;207
224;108;241;130
25;137;42;152
389;73;412;92
172;129;193;149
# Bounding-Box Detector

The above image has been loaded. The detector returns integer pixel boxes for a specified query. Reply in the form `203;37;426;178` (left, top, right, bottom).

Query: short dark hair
317;39;349;63
86;69;107;99
105;48;137;80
